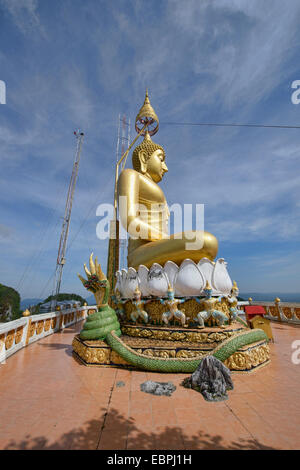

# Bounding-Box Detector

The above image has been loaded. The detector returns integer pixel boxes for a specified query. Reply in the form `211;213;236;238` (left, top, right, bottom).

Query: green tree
43;293;87;305
0;283;21;322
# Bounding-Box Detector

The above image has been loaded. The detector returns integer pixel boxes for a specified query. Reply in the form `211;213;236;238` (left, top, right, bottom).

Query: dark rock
182;356;234;402
116;381;125;388
140;380;176;396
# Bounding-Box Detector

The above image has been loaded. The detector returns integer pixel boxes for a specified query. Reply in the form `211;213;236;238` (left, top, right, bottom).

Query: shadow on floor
38;343;73;357
2;407;276;450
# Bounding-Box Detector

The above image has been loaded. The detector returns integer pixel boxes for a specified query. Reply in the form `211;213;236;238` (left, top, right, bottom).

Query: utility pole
51;130;84;310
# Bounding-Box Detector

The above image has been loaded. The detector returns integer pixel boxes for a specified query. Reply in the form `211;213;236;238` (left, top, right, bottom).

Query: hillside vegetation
0;283;21;322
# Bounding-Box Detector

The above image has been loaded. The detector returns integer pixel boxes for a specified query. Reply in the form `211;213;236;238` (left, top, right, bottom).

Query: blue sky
0;0;300;300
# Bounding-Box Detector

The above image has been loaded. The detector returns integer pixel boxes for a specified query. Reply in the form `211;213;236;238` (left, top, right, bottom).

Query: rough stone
182;355;234;401
116;381;125;388
140;380;176;396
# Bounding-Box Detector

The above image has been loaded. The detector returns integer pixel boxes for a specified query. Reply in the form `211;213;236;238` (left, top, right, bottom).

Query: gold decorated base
113;297;234;327
72;322;270;373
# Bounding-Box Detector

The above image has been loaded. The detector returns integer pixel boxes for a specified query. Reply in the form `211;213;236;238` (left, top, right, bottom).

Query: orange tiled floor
0;321;299;450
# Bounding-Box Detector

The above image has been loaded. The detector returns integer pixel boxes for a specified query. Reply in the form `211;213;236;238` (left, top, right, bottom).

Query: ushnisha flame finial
135;89;159;136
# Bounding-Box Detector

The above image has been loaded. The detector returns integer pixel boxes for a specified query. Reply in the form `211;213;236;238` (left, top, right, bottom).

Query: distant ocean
87;293;300;304
239;292;300;302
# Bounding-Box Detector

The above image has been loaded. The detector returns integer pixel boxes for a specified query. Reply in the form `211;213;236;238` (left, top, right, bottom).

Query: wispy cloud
0;0;46;36
0;0;299;298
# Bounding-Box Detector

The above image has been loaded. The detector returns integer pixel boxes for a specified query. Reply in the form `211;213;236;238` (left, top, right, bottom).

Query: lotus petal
148;263;168;297
121;269;128;297
197;258;218;294
174;259;205;296
212;258;232;295
164;261;179;288
124;267;139;298
114;271;122;294
138;265;151;297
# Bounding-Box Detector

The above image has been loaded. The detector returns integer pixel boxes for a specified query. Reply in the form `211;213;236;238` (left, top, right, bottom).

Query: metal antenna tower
118;115;130;270
51;130;84;309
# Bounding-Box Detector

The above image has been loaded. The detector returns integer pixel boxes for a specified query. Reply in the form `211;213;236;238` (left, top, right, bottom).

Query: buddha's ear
138;150;147;173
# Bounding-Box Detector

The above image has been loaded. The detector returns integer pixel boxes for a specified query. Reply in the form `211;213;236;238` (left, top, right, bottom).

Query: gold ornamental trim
121;323;244;344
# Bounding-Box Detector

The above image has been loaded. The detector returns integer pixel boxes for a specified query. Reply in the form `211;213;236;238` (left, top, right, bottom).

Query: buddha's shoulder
119;168;140;180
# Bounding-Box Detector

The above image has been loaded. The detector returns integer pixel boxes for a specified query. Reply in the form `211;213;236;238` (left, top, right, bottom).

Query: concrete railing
238;300;300;325
0;305;97;363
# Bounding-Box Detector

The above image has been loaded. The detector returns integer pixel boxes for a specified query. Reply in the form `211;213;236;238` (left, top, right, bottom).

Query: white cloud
0;0;46;36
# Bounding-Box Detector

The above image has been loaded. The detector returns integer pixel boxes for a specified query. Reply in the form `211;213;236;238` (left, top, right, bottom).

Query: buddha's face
142;149;168;183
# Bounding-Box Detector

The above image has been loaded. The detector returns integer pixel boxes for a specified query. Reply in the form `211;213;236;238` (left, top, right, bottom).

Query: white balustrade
0;305;96;360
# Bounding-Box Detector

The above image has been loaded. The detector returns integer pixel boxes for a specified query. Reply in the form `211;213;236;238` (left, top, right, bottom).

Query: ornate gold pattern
44;320;51;332
282;307;293;319
119;298;231;327
36;321;44;335
15;327;24;344
269;306;279;318
5;330;15;350
294;308;300;320
72;331;268;372
72;337;111;365
224;343;270;372
121;323;244;344
51;318;57;329
29;322;35;337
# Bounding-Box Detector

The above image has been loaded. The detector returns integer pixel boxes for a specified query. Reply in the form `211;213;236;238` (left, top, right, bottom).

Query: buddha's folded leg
127;231;218;269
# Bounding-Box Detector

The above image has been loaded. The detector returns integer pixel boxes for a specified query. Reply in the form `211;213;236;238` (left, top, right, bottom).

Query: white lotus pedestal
115;258;233;299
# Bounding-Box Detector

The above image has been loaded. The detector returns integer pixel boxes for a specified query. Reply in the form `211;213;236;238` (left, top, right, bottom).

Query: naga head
78;253;108;308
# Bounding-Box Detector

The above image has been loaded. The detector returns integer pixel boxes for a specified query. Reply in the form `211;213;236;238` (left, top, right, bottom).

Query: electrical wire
161;121;300;129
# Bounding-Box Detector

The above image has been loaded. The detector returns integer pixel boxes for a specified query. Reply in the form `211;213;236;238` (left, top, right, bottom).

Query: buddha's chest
139;176;166;204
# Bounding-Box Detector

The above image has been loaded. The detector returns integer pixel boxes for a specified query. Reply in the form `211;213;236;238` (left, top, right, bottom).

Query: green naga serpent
78;254;268;373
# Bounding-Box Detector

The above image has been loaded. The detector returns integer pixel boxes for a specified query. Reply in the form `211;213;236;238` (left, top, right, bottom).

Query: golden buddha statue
117;91;218;269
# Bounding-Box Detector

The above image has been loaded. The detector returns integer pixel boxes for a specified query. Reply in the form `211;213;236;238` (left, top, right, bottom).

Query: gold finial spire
135;89;159;136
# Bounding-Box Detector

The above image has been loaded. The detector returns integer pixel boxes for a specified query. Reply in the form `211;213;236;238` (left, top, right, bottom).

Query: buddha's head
132;131;168;183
